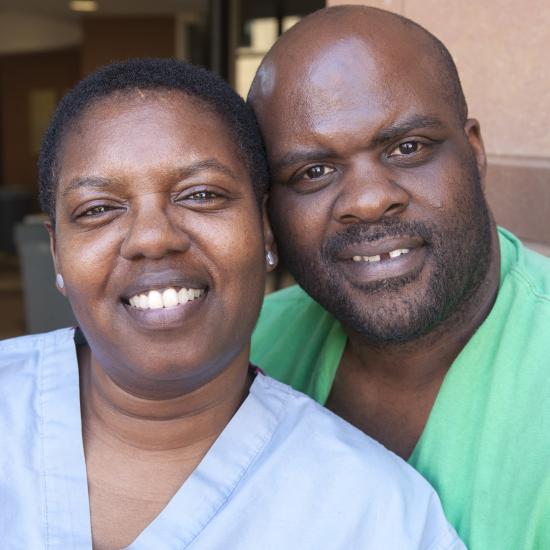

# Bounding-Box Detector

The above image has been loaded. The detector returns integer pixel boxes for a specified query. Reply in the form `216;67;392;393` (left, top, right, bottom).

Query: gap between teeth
352;248;410;262
128;288;204;310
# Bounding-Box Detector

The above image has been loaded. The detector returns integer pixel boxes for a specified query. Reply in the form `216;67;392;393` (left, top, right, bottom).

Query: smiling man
249;6;550;550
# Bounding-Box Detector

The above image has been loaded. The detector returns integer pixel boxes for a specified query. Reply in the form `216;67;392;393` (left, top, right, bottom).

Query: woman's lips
122;289;207;330
127;287;205;310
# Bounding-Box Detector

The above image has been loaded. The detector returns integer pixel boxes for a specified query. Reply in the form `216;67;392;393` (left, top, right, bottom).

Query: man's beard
274;164;493;345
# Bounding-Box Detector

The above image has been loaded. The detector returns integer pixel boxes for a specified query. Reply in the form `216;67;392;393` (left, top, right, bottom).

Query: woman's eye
82;205;112;217
389;141;423;157
303;165;334;180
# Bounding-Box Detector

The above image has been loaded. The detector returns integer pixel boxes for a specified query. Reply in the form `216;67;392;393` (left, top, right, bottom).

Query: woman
0;59;463;549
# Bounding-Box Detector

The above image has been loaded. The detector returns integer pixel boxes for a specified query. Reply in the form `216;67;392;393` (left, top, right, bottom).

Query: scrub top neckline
42;328;289;549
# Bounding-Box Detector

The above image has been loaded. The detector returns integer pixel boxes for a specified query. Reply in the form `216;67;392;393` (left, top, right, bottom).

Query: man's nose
120;197;191;260
332;164;410;224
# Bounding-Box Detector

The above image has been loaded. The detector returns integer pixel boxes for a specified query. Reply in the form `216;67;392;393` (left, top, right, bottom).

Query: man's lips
336;236;425;261
335;237;427;284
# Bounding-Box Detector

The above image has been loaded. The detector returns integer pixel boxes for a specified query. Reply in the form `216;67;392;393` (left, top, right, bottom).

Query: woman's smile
117;268;209;330
123;289;207;331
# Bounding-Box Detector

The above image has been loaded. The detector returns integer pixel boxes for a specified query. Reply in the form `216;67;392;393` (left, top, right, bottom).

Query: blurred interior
1;0;549;339
0;0;323;338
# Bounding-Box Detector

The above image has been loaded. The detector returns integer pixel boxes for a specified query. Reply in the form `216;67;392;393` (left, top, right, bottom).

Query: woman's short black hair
38;58;269;221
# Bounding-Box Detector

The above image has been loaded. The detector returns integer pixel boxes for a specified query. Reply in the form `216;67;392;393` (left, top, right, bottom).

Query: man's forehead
255;30;441;114
254;37;444;140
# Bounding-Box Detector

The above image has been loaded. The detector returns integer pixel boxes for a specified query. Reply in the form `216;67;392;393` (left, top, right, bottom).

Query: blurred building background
0;0;548;337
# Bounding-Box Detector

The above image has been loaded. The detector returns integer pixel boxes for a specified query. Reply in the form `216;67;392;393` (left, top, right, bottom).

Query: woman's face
50;91;271;395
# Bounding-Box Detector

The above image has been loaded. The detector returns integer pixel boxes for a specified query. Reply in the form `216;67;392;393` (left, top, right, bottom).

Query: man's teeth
389;248;410;258
128;288;204;310
352;248;410;262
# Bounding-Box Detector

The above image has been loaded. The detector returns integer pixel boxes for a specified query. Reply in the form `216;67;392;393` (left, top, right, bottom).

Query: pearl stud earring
266;251;275;267
56;273;65;289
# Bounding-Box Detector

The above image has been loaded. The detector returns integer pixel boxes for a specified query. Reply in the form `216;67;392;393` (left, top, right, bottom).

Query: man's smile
338;241;427;286
352;248;410;263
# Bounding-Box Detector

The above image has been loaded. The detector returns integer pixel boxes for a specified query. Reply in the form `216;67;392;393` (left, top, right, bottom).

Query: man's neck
326;227;501;459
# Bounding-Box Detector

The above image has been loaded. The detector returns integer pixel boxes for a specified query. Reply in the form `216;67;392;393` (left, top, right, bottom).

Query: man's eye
389;141;422;156
303;165;334;179
187;191;219;201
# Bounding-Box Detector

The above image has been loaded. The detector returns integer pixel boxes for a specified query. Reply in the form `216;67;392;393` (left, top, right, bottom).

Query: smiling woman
0;59;464;549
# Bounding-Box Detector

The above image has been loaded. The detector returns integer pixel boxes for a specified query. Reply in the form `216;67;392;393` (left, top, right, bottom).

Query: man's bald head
246;4;495;345
249;5;467;125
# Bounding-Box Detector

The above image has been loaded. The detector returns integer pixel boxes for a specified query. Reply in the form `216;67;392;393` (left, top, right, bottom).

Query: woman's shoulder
0;328;74;354
246;374;462;548
0;327;75;373
256;374;435;494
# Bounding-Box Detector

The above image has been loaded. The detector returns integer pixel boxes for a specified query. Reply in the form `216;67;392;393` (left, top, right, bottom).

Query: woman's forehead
59;92;242;176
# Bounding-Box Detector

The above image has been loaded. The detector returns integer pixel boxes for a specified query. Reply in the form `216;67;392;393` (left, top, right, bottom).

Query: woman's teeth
128;288;204;310
352;248;410;263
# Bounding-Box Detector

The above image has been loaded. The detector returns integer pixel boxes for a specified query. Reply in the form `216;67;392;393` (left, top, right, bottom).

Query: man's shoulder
500;228;550;302
254;284;338;341
260;284;321;314
515;245;550;300
251;286;344;398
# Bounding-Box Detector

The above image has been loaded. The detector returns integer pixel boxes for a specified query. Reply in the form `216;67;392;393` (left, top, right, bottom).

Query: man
249;6;550;550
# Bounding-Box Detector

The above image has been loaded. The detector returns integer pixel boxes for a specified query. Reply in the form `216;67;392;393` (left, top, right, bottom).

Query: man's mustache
322;219;434;260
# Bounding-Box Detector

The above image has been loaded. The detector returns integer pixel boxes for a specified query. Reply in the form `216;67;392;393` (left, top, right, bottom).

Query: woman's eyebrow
62;160;240;197
175;159;240;182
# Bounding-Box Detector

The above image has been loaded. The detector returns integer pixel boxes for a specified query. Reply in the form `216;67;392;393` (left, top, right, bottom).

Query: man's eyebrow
63;176;112;197
271;148;337;174
62;159;240;197
271;116;445;173
373;115;446;145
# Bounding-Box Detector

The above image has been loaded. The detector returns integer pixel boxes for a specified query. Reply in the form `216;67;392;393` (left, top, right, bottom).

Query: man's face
253;36;493;344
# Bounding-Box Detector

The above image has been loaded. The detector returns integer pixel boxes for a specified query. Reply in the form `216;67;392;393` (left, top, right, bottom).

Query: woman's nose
332;165;410;225
120;197;191;260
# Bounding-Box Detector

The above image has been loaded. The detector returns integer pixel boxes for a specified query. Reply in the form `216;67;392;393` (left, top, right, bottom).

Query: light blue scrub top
0;328;464;549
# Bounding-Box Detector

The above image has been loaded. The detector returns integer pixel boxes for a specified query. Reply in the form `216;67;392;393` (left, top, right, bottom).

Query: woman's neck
78;344;251;455
78;345;253;548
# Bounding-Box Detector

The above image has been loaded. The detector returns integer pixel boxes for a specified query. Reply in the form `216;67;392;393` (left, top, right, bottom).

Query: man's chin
332;290;439;342
295;267;444;344
346;267;423;295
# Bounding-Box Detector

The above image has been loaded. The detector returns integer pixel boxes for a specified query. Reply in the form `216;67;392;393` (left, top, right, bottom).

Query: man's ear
45;219;66;296
464;118;487;182
261;196;278;272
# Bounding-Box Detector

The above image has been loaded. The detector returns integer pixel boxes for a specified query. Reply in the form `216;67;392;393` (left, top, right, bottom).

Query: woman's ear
261;196;278;272
45;219;66;296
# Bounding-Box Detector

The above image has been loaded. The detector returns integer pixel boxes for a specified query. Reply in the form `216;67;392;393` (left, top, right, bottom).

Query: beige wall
327;0;550;248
